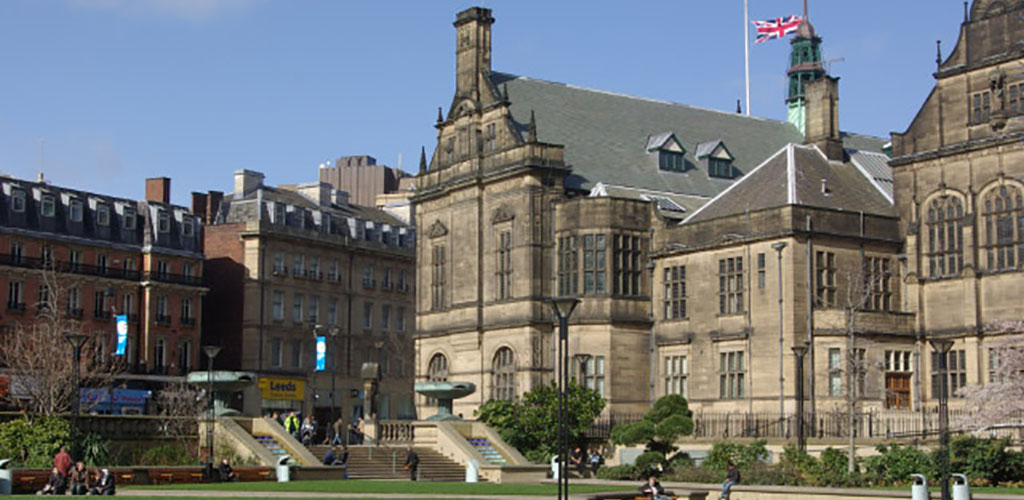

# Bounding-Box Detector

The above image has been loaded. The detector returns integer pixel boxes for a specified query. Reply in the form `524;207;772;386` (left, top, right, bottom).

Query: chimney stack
804;76;844;162
191;192;208;223
234;169;264;197
454;7;494;101
146;177;171;204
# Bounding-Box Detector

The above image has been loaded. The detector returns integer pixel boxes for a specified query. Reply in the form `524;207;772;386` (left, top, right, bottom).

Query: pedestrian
88;468;115;496
720;462;740;499
36;467;67;495
68;461;90;495
640;475;671;500
331;416;345;445
300;415;316;446
53;446;72;478
402;446;419;481
284;411;300;438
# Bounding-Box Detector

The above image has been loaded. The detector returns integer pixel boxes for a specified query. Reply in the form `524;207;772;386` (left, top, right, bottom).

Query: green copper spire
786;0;827;135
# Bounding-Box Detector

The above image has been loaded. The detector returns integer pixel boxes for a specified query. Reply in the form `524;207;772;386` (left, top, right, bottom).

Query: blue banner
115;315;128;356
315;335;326;371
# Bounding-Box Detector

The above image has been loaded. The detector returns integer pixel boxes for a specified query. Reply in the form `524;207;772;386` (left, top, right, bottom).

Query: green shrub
596;464;639;480
741;462;804;486
666;465;722;484
949;436;1013;485
139;444;195;466
703;440;769;471
610;395;694;457
813;447;864;487
77;433;110;467
0;417;70;467
634;451;666;477
862;444;934;486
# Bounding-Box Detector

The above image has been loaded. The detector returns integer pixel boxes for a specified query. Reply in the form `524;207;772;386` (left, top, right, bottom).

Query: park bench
586;491;708;500
233;466;273;482
149;467;204;484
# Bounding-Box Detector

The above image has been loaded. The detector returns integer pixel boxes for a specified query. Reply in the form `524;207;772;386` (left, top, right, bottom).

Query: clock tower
785;0;827;135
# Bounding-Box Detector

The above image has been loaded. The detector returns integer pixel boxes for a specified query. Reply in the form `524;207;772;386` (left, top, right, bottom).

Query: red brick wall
201;223;247;370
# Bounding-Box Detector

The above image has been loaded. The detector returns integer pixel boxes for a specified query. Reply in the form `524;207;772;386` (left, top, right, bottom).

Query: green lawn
128;479;622;496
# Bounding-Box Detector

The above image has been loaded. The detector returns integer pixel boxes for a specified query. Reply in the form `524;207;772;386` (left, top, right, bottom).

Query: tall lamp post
791;343;808;453
64;333;89;459
549;297;580;500
771;242;787;421
329;327;340;433
930;338;954;500
203;345;221;470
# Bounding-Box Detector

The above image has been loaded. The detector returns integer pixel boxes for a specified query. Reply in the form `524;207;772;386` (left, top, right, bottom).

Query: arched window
926;196;964;277
426;353;449;407
983;184;1024;270
491;347;516;401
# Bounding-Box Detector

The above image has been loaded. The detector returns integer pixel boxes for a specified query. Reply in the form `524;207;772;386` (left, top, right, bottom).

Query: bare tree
957;320;1024;431
152;380;204;458
0;262;122;415
839;258;879;474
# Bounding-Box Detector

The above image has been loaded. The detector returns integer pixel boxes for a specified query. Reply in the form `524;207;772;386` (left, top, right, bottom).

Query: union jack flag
753;15;802;44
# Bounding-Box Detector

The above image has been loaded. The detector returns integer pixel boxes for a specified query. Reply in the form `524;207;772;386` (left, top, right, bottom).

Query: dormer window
659;151;685;172
709;158;735;178
647;132;687;173
10;191;25;213
41;195;55;217
123;206;136;230
696;139;738;179
97;205;110;226
158;212;170;233
69;199;83;222
182;218;194;237
275;203;286;224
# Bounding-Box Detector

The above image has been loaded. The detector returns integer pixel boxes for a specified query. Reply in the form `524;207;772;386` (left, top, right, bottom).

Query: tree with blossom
957;320;1024;430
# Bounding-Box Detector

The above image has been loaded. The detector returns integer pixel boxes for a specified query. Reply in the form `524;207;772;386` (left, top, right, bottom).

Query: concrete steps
253;434;290;461
307;445;470;481
466;437;507;465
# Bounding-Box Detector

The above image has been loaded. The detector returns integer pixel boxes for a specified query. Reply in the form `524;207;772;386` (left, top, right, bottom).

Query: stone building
0;175;205;410
889;0;1024;407
198;169;416;421
414;1;1023;421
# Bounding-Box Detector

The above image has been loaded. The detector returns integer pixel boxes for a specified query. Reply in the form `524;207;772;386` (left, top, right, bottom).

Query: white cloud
67;0;264;22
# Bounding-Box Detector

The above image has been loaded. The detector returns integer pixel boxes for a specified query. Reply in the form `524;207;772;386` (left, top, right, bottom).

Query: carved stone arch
491;204;515;224
427;219;448;238
921;188;969;278
977;178;1024;270
490;345;517;401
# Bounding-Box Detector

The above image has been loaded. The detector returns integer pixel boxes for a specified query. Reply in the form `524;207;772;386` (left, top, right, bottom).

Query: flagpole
744;0;751;116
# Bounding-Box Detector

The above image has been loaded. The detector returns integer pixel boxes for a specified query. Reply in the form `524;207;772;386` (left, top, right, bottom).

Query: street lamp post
329;328;340;435
930;338;954;500
203;345;221;471
64;333;89;459
791;343;808;453
549;297;580;500
771;242;787;422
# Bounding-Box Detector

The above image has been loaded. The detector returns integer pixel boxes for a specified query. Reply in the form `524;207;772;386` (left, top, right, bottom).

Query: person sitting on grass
720;462;740;500
36;467;67;496
88;469;115;496
639;475;671;500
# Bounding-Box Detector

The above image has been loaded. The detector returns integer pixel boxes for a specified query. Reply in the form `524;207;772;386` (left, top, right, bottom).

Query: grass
128;479;622;496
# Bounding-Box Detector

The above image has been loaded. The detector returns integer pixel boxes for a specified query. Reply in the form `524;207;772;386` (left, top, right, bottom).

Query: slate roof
683;144;897;224
849;150;894;201
492;72;805;196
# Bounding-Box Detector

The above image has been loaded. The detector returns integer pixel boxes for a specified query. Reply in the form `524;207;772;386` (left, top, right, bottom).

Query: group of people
639;463;741;500
37;447;115;496
269;412;366;446
568;446;604;476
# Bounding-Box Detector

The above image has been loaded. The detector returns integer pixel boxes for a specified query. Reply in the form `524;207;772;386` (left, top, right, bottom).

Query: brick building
0;175;205;409
198;169;416;422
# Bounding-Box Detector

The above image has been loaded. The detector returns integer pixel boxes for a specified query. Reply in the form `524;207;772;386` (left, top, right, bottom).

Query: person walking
300;415;315;446
331;416;345;445
402;446;419;481
284;411;300;438
720;463;740;499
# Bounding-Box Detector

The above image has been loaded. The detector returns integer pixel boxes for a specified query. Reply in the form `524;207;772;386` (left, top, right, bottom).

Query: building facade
415;2;1023;422
318;155;411;208
198;169;416;422
889;0;1024;407
0;175;205;408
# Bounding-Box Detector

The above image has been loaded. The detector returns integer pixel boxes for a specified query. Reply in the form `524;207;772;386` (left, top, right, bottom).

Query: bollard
911;473;928;500
952;473;970;500
0;459;11;495
276;455;291;483
551;455;560;480
465;459;479;483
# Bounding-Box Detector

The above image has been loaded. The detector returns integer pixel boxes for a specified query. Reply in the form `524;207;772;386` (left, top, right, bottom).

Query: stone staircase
253;434;291;462
466;437;508;465
307;445;469;481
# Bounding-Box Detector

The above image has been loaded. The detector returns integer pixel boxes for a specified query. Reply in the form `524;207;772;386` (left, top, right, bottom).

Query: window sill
715;312;745;318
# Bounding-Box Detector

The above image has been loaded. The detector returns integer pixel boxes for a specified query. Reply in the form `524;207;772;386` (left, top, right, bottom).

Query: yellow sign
259;377;305;401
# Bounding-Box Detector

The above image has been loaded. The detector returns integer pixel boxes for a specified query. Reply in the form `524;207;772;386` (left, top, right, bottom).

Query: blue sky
0;1;964;206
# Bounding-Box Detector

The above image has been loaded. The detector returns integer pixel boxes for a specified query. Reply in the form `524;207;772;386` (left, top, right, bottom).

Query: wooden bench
148;467;204;484
233;466;273;482
12;470;49;494
586;490;708;500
